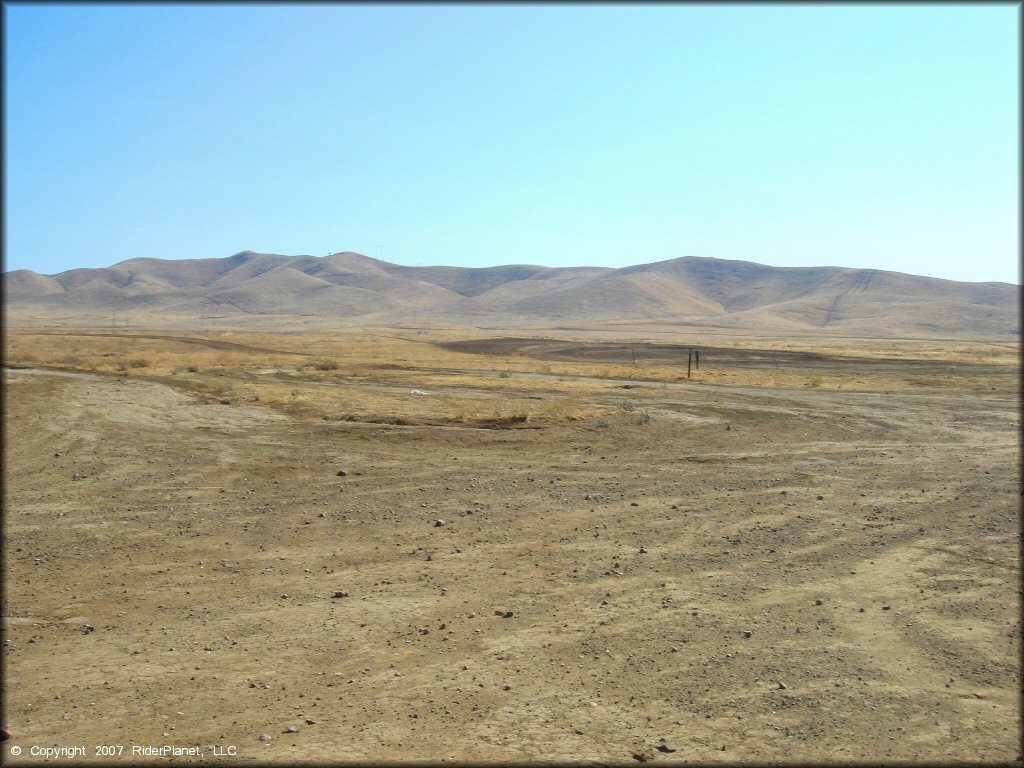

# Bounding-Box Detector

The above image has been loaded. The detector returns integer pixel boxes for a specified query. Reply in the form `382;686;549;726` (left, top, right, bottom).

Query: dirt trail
3;364;1019;764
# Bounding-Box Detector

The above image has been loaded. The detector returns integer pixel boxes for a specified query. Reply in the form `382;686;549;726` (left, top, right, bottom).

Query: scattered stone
815;599;823;606
657;738;678;753
331;591;349;598
305;718;316;725
425;554;432;561
639;546;647;554
817;495;824;500
281;594;289;599
632;751;652;762
882;605;891;611
284;725;298;733
742;630;752;639
778;681;787;690
82;624;95;634
725;424;731;431
503;684;512;690
419;628;429;635
574;728;584;735
434;519;445;527
257;733;271;742
858;607;865;612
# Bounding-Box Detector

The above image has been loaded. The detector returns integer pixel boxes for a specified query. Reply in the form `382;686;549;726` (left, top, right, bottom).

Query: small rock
778;681;787;689
419;628;430;635
742;630;752;639
434;519;445;527
257;733;272;742
882;605;891;611
817;495;824;500
331;590;349;598
503;684;512;690
639;546;647;554
305;718;316;725
632;751;651;762
815;599;823;605
336;470;347;477
284;725;298;733
657;738;678;753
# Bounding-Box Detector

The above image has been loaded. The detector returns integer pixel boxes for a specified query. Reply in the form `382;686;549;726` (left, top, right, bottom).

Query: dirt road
2;356;1019;763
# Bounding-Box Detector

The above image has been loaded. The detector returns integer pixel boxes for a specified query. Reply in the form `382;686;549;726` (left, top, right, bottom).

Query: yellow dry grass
2;328;1017;427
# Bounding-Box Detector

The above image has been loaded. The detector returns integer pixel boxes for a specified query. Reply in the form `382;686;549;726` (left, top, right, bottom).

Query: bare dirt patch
2;330;1020;764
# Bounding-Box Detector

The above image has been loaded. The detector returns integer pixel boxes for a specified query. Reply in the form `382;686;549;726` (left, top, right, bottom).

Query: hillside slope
3;251;1018;338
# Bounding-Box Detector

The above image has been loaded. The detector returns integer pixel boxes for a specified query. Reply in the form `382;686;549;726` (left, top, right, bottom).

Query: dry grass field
2;327;1020;764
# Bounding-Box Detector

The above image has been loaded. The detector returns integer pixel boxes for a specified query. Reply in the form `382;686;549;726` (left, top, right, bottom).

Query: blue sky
4;3;1019;283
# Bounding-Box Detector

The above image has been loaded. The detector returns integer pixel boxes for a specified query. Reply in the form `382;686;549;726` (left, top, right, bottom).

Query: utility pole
687;350;692;379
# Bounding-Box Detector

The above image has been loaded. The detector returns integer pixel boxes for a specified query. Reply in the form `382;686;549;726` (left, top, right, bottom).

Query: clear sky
4;3;1020;283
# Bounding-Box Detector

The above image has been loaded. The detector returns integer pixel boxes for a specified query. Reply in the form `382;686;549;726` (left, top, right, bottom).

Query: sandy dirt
2;334;1020;764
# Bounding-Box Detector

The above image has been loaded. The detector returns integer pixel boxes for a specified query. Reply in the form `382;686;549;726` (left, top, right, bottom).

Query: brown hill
3;251;1018;338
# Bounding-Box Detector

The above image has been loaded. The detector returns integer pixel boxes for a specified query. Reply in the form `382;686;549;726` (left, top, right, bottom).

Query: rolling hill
3;251;1018;338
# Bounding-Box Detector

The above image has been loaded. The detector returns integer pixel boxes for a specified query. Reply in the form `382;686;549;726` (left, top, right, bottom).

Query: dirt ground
2;329;1020;764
